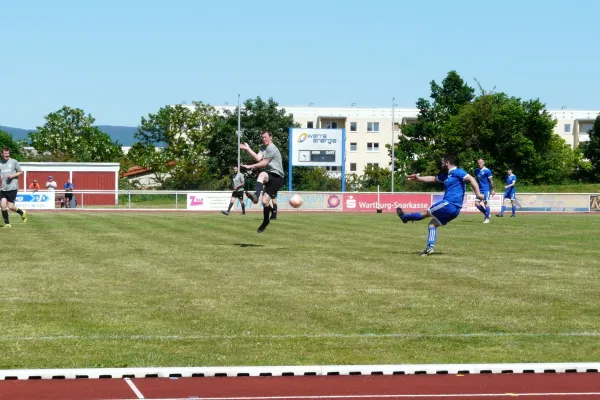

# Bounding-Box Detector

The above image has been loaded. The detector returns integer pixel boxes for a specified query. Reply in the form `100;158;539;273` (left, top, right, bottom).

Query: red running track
0;373;599;400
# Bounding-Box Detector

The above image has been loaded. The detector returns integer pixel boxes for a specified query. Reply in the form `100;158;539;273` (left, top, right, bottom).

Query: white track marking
124;378;145;399
102;393;600;400
1;332;599;341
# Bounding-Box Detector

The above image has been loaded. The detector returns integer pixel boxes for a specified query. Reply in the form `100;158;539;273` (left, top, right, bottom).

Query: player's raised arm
240;142;262;162
407;174;438;183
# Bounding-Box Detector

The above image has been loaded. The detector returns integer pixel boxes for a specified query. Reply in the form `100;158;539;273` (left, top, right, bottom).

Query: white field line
1;332;600;342
102;393;600;400
124;378;145;399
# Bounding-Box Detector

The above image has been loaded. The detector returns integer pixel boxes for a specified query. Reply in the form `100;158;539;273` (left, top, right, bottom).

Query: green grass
1;212;599;369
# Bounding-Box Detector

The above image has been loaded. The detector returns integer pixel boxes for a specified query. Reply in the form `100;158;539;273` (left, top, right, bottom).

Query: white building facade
203;105;599;176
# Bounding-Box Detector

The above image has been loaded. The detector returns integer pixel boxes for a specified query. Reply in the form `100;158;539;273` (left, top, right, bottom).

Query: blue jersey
505;174;516;194
474;167;493;193
436;167;469;208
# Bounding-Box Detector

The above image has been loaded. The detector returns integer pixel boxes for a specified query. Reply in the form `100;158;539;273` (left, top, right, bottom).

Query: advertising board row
186;192;600;213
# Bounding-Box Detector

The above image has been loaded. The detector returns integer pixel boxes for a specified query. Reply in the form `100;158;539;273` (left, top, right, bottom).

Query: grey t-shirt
232;172;244;192
259;143;284;177
1;158;21;191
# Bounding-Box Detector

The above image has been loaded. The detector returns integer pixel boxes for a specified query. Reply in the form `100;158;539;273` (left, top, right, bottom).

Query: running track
1;373;599;400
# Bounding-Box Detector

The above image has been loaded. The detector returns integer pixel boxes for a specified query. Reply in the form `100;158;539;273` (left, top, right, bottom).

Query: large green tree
206;96;299;184
28;106;123;162
396;71;475;175
583;115;600;180
128;102;219;188
0;130;23;160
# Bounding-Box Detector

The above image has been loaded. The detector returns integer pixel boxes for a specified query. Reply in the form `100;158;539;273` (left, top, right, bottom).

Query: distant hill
0;125;138;146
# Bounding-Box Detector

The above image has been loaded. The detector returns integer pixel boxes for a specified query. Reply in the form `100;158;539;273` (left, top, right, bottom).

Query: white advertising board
289;128;344;167
187;192;231;211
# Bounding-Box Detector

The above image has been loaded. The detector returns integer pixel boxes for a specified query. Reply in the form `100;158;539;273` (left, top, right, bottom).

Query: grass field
1;211;599;370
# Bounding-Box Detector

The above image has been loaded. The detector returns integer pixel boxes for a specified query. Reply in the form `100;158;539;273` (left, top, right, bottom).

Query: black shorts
0;190;18;203
65;192;73;200
231;190;243;200
264;172;284;199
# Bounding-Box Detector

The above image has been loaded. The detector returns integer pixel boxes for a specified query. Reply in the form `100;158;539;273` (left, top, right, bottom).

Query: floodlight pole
237;94;241;171
391;98;395;193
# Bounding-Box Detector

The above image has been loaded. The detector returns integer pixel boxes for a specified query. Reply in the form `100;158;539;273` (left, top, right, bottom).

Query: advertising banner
187;192;231;211
15;192;55;209
432;194;504;213
590;195;600;212
228;192;343;212
342;193;431;212
517;194;590;212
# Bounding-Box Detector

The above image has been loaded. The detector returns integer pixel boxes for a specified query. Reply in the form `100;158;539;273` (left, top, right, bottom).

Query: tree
128;102;219;188
0;130;23;160
28;106;123;162
583;115;600;180
395;71;475;175
206;96;299;184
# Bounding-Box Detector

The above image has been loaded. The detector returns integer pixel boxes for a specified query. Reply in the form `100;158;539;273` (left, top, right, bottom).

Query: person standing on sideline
222;166;246;216
64;179;74;208
240;131;284;233
0;148;28;228
396;155;483;256
496;168;517;217
474;158;495;223
46;176;57;191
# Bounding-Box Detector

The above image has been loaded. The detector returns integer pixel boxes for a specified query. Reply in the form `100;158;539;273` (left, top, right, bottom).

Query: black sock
263;205;272;223
241;203;245;214
254;182;264;198
272;204;278;216
2;210;9;224
14;207;23;216
227;202;233;212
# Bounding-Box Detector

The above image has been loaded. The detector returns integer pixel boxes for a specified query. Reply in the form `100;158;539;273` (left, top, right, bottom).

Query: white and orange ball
289;194;303;208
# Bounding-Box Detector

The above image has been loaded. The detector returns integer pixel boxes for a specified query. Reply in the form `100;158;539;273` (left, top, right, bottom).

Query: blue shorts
428;201;461;226
504;190;516;200
478;190;490;202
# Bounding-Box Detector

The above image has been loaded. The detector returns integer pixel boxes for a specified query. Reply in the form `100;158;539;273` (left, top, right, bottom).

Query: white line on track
102;393;600;400
1;332;600;341
124;378;145;399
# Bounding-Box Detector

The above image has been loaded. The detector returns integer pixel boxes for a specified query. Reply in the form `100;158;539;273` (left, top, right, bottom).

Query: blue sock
476;204;486;215
402;212;424;222
485;206;490;219
512;206;516;216
500;205;506;216
427;227;437;248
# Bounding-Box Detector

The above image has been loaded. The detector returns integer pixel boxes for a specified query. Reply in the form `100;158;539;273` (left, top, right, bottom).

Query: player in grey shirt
1;148;28;228
240;131;284;233
221;166;246;216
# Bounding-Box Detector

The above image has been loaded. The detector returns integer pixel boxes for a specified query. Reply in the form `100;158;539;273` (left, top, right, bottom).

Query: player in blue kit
396;155;484;256
474;158;495;223
496;168;517;217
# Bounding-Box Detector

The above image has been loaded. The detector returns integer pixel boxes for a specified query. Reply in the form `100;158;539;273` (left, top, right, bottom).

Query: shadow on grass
233;243;263;248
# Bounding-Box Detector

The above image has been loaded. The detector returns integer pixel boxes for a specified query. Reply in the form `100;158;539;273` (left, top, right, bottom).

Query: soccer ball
289;194;303;208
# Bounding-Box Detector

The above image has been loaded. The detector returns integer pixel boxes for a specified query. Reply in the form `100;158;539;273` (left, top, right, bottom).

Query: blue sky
2;0;599;128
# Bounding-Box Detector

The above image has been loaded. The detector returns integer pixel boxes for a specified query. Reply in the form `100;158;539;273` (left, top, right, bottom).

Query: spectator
46;176;57;191
64;179;74;208
29;180;40;192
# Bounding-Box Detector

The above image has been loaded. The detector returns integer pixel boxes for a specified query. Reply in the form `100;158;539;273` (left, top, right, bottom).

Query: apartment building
203;105;599;176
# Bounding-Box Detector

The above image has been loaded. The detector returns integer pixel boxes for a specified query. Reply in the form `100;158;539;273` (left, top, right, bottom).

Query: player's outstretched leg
257;194;272;233
397;207;425;224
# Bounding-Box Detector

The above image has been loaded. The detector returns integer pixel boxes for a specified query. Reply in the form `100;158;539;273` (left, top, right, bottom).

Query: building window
325;166;339;171
564;123;571;133
307;121;314;128
367;142;379;152
394;122;400;131
367;122;380;132
366;163;379;168
580;123;593;133
350;122;357;132
326;121;338;129
350;142;357;152
350;163;357;172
